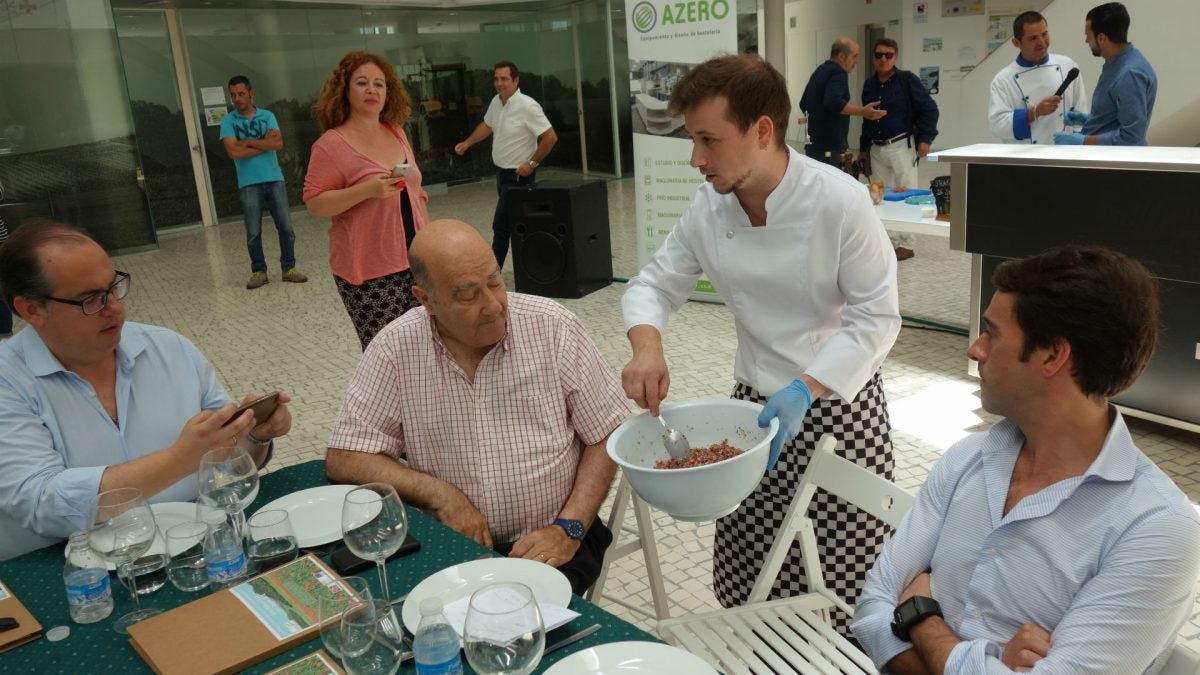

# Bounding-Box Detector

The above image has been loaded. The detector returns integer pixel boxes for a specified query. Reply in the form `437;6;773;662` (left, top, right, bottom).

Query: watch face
556;519;585;540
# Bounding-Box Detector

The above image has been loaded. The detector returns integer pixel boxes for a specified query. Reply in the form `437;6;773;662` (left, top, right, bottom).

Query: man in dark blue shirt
858;38;939;260
799;37;886;168
1054;2;1156;146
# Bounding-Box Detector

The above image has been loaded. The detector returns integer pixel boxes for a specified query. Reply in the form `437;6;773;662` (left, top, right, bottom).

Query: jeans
491;168;536;267
239;181;297;273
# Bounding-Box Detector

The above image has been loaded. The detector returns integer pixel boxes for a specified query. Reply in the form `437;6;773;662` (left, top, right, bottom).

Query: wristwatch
891;596;942;641
554;518;585;541
527;159;539;169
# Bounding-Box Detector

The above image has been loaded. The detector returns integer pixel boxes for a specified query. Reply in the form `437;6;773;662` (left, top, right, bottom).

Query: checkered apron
714;372;893;637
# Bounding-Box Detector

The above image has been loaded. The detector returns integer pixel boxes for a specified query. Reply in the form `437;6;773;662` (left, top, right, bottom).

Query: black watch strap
891;596;943;642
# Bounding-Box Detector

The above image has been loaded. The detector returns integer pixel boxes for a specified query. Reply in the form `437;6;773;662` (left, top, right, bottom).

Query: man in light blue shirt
1054;2;1156;146
220;75;307;290
0;219;294;560
852;245;1200;673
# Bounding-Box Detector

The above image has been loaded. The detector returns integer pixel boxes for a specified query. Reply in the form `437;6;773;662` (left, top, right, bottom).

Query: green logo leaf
632;1;657;33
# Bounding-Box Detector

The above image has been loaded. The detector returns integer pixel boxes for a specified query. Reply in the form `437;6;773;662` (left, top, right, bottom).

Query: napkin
442;587;579;645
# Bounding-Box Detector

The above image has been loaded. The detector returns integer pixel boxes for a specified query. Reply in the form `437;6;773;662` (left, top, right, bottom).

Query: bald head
831;37;857;59
409;219;494;296
409;219;508;352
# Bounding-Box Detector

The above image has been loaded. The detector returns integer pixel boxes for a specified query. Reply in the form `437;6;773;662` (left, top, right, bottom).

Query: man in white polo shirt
454;61;559;268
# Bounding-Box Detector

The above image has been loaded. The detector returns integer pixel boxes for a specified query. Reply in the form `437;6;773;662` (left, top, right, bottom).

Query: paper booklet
0;579;43;653
129;555;350;675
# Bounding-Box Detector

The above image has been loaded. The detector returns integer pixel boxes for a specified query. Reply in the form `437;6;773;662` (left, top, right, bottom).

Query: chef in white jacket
621;54;900;636
989;11;1087;145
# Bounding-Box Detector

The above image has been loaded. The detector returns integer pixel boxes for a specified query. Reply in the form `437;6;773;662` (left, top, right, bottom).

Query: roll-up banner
626;0;738;301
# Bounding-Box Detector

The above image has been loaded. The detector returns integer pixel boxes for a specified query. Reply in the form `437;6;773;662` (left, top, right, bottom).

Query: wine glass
88;487;161;634
318;576;371;661
341;484;407;603
340;597;404;675
246;509;298;573
197;446;260;542
463;582;545;675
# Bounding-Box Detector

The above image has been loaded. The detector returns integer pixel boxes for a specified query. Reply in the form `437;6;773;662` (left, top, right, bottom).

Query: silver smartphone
391;162;410;179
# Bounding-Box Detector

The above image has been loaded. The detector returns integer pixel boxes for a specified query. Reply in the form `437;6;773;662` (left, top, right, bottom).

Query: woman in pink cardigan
304;51;429;349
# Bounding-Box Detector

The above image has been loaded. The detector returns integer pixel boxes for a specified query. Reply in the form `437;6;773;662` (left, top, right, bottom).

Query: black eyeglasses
43;271;131;315
874;52;897;59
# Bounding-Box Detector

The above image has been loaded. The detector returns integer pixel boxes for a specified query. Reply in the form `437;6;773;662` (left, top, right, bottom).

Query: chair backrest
1160;642;1200;675
748;434;914;604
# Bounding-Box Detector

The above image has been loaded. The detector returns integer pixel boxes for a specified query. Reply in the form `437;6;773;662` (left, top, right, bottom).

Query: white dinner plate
251;484;357;548
401;557;572;634
69;501;217;571
544;641;718;674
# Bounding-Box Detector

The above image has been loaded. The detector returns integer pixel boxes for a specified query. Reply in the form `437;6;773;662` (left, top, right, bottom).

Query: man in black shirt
858;38;939;260
799;37;887;168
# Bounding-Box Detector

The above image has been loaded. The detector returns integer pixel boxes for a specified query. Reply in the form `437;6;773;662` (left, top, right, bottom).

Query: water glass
197;446;260;541
165;521;210;592
318;576;371;661
118;553;168;595
463;582;545;675
246;509;298;573
88;487;161;634
341;484;407;603
340;598;404;675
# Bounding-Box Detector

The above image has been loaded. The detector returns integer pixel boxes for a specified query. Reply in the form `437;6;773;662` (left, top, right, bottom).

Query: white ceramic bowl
607;399;779;522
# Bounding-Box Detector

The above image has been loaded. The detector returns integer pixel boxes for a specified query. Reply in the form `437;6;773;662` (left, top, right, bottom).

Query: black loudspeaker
508;180;612;298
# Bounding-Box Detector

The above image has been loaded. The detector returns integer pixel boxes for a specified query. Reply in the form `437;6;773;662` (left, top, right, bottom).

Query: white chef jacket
988;53;1087;145
622;147;900;401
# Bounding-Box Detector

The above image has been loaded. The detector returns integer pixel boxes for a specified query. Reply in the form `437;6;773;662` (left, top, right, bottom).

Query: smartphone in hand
221;391;280;427
391;163;409;180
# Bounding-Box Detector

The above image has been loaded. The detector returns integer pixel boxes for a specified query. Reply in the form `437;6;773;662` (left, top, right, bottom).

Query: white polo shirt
483;89;553;169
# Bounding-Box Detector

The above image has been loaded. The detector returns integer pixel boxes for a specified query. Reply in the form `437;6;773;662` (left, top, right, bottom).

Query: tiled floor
57;169;1200;650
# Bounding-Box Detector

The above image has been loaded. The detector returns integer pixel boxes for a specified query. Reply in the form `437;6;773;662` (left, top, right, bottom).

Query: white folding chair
657;434;914;675
1161;642;1200;675
586;472;672;620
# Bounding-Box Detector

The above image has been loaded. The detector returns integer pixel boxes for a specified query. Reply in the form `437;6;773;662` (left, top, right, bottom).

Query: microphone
1054;67;1080;97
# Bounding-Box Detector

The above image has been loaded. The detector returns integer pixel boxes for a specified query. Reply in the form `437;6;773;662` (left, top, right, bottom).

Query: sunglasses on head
874;52;896;59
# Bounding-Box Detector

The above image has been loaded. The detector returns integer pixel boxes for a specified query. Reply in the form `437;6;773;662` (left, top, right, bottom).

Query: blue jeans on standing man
490;168;536;268
240;180;296;273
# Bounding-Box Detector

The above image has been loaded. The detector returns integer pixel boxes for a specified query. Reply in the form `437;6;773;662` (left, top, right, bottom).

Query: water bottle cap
419;596;444;615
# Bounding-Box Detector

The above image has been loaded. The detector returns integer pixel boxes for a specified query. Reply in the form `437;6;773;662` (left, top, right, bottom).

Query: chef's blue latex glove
1053;132;1085;145
1064;108;1089;126
757;379;814;471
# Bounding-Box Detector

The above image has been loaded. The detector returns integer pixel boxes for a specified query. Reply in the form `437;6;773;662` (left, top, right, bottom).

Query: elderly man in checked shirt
852;245;1200;674
326;219;629;594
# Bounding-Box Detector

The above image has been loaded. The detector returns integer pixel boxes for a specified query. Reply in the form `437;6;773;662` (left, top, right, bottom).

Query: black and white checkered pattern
713;372;894;637
334;269;418;350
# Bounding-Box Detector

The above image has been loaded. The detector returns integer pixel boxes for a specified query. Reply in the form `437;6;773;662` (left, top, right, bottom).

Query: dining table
0;459;659;673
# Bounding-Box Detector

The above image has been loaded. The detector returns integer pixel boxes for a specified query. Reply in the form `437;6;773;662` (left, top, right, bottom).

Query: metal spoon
656;413;691;460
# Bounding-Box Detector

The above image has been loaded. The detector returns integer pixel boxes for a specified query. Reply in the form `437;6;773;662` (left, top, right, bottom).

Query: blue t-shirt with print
219;108;285;188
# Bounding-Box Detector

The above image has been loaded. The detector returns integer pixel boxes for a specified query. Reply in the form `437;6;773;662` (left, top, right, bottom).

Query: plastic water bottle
202;517;247;588
63;532;114;624
413;597;463;675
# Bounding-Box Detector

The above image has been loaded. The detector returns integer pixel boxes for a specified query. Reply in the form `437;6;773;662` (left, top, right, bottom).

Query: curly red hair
312;51;411;130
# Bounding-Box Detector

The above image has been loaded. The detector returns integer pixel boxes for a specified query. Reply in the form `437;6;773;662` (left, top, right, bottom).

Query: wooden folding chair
657;434;914;674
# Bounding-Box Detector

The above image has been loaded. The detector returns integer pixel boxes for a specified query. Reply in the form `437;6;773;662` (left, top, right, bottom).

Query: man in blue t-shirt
219;75;306;290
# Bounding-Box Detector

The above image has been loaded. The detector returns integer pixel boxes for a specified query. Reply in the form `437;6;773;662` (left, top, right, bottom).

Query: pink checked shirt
328;293;630;542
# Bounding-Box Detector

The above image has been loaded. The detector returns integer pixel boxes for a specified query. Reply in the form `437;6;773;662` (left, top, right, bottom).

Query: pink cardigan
303;125;428;285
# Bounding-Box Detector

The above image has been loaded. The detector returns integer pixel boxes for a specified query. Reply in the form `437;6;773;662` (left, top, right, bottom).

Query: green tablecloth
0;460;657;673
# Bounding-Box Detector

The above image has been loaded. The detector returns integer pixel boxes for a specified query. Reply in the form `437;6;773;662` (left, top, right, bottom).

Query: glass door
113;10;203;230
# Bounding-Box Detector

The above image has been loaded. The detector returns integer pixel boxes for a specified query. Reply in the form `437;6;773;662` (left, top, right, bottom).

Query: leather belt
873;132;911;146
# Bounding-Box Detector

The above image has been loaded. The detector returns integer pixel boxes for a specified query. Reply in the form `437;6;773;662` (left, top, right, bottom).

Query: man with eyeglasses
858;38;939;261
988;11;1087;146
0;219;294;560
